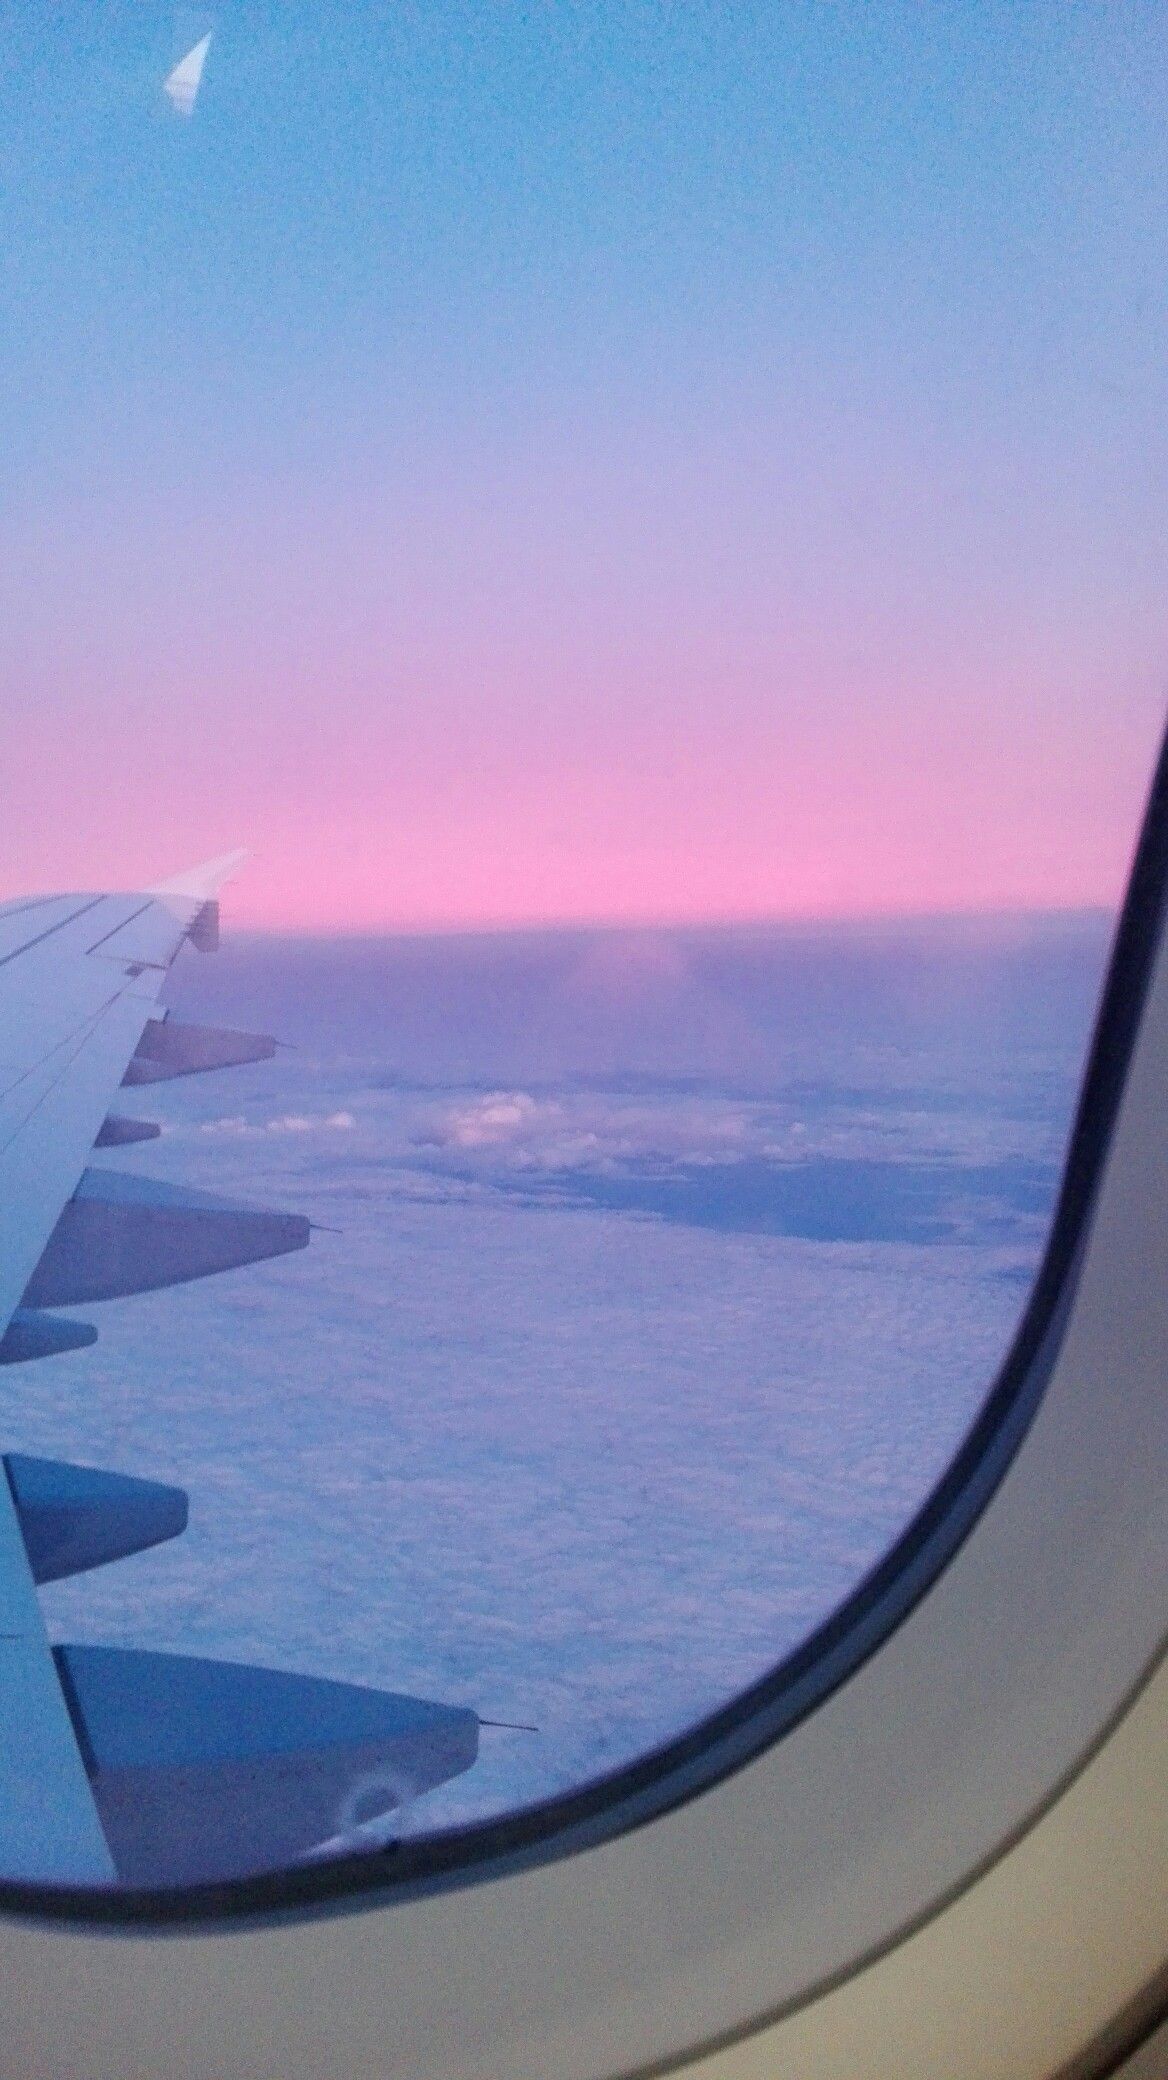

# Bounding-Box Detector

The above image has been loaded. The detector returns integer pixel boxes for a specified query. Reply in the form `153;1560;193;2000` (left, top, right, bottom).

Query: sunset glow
1;5;1165;926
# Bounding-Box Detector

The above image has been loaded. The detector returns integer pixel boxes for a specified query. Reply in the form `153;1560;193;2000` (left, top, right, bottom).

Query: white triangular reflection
163;31;212;117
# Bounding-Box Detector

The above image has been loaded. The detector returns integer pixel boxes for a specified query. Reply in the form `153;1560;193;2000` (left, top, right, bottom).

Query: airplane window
0;5;1164;1899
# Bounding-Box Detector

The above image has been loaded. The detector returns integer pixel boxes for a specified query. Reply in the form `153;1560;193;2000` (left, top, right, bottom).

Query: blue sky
0;4;1165;922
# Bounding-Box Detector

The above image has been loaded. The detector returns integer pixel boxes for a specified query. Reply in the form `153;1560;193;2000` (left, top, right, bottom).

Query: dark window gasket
8;725;1168;1931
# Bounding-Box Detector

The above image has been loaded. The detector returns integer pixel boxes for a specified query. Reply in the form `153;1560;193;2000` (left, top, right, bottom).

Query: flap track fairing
22;1169;310;1308
94;1115;161;1149
5;1454;188;1583
0;1309;97;1365
53;1646;480;1887
122;1017;276;1086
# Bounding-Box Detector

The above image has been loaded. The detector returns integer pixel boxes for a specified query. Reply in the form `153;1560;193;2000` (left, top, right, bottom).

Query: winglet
148;851;249;904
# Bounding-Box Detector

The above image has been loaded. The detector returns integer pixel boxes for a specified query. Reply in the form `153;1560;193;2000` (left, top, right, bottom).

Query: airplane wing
0;859;479;1890
0;852;249;1342
0;854;249;1884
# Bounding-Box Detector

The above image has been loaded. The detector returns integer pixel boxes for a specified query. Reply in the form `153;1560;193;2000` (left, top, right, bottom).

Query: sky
0;2;1166;930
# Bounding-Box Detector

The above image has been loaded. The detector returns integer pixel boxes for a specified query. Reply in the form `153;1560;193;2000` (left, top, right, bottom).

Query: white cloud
413;1089;770;1176
200;1110;355;1139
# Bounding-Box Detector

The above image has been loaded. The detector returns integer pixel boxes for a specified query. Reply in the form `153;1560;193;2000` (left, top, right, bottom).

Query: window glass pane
0;3;1163;1888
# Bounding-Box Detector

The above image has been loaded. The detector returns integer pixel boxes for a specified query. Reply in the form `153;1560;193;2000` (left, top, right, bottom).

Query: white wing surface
0;858;242;1883
0;859;242;1340
0;1470;115;1881
0;862;476;1891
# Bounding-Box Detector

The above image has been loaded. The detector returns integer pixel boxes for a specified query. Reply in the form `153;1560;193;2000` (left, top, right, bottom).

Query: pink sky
4;7;1168;933
2;429;1164;933
1;657;1160;932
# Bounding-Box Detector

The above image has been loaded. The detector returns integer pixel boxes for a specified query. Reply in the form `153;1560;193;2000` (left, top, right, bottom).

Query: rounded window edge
5;724;1168;1934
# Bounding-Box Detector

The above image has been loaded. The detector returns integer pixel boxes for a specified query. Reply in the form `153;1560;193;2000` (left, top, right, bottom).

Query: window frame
0;728;1164;1933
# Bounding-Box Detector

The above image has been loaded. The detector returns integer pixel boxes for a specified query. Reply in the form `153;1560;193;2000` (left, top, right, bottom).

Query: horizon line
214;898;1117;942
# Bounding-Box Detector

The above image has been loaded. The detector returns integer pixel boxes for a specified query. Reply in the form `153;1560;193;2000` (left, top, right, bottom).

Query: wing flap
0;896;105;970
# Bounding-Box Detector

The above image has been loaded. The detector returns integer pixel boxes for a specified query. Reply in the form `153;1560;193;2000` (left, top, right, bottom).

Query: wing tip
148;850;249;904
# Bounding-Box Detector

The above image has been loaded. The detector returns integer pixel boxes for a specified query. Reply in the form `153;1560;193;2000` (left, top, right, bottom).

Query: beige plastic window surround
5;747;1168;2080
